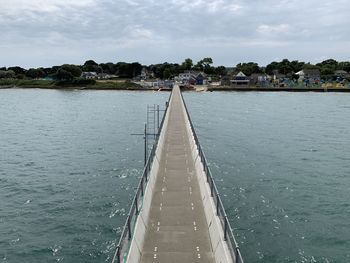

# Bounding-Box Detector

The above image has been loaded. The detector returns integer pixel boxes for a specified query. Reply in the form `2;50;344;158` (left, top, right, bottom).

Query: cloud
0;0;349;67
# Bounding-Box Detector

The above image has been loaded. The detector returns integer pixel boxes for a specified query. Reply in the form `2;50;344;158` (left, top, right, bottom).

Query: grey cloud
0;0;349;68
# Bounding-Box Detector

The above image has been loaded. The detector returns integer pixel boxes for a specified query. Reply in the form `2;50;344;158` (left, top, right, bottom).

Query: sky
0;0;349;68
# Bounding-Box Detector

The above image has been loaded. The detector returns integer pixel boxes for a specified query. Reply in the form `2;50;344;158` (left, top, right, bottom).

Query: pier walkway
140;86;213;262
112;86;243;263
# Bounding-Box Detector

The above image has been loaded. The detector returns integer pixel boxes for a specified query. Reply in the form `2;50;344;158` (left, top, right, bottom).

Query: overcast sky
0;0;349;68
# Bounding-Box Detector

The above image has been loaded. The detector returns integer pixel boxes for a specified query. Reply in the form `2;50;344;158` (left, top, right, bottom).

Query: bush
55;78;96;86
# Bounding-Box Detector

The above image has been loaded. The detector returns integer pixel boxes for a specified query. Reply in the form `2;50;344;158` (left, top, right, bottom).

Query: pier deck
140;87;214;262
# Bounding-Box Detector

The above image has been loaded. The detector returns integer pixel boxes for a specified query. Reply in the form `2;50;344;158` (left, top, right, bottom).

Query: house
178;71;207;85
334;70;348;78
81;72;98;79
296;69;320;82
220;75;232;86
140;67;154;80
230;72;249;85
250;73;269;85
151;80;175;88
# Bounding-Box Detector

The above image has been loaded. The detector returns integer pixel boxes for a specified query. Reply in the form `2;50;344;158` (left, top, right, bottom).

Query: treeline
1;58;350;81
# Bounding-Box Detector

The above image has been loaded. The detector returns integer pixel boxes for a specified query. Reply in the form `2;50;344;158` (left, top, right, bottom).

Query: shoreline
1;85;350;92
206;86;350;92
0;85;172;91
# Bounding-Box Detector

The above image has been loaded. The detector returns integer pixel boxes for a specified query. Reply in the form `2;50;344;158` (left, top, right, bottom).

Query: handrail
111;91;172;263
180;90;244;263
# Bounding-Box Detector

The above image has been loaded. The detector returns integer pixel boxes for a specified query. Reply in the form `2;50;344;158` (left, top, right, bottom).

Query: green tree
82;60;98;72
100;62;117;75
236;62;261;76
26;68;45;79
215;66;227;76
56;68;74;81
8;66;26;76
265;61;279;75
338;62;350;72
195;57;213;73
163;68;172;79
55;64;82;80
0;70;15;79
181;58;193;71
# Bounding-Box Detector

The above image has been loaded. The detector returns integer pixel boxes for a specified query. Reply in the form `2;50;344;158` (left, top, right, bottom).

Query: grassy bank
0;79;143;90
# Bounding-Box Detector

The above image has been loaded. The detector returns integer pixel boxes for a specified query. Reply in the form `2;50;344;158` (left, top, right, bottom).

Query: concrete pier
115;85;241;263
139;86;214;262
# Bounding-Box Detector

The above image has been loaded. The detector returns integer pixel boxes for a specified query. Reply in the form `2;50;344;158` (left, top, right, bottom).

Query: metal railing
111;92;172;263
180;91;244;263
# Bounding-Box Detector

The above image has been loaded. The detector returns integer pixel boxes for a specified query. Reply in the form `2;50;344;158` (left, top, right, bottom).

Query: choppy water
0;89;169;262
1;89;349;263
184;91;350;263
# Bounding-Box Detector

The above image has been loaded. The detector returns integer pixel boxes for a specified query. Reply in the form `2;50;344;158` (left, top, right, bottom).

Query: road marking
154;254;157;259
157;221;160;226
196;246;200;251
157;227;160;231
198;254;201;259
154;247;158;252
194;226;197;231
193;221;196;226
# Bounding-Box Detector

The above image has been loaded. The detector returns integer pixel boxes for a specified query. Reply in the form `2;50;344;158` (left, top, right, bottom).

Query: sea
0;89;349;262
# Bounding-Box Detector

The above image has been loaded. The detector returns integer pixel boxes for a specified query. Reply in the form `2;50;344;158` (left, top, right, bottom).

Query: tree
26;68;45;79
61;64;82;78
215;66;227;76
8;66;26;76
181;58;193;71
195;57;213;73
265;61;279;75
100;62;117;75
82;60;98;72
236;62;261;76
163;68;172;79
290;60;305;72
55;64;82;80
0;70;15;79
338;61;350;72
55;69;74;81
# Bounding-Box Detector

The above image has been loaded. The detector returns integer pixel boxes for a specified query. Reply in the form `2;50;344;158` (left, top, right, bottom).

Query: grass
0;79;143;90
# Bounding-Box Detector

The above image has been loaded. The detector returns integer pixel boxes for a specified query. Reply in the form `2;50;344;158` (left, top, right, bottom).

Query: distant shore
1;80;350;93
205;85;350;92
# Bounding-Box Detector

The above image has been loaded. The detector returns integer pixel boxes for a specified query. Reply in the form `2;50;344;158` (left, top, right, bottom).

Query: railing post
235;247;240;262
210;179;214;197
145;167;148;182
135;195;139;215
127;216;132;240
116;246;120;263
141;177;144;196
144;123;147;167
216;194;220;216
224;216;228;241
157;105;160;132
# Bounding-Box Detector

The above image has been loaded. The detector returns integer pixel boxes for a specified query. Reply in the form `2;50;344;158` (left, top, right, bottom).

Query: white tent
296;70;304;76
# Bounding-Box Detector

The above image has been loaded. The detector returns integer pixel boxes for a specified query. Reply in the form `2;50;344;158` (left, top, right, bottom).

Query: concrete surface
139;86;215;263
